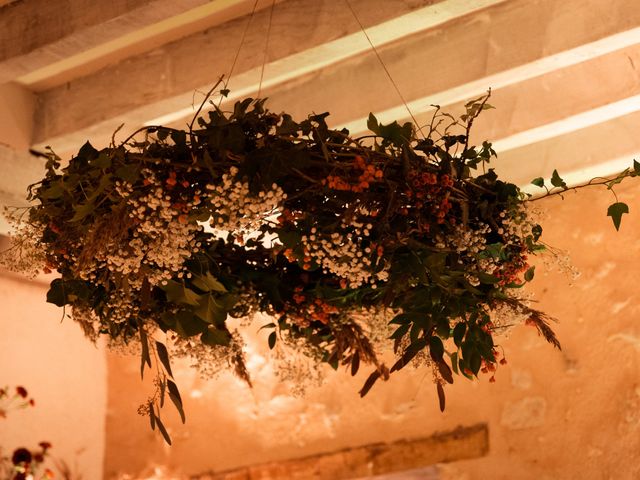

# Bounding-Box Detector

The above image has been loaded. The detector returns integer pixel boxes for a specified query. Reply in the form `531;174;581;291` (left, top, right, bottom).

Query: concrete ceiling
2;0;640;234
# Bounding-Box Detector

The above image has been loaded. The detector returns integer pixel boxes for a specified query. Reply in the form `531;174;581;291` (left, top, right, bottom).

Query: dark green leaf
469;351;482;375
477;272;499;284
390;338;428;372
201;325;232;347
351;352;360;376
450;352;459;375
268;331;277;349
367;113;379;134
390;323;410;340
532;224;543;242
437;359;453;384
46;279;67;307
161;280;200;306
429;336;445;361
359;370;381;397
524;266;535;282
159;378;166;408
149;402;156;431
550;169;567;189
139;322;152;379
437;383;446;412
115;164;140;183
167;380;185;423
155;341;173;378
191;272;227;293
453;323;466;347
531;177;545;188
634;159;640;175
155;415;172;445
607;202;629;231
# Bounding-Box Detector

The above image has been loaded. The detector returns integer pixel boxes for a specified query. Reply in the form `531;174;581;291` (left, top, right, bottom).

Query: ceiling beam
494;109;640;187
337;26;640;136
15;0;282;92
195;424;488;480
31;0;505;153
0;0;227;83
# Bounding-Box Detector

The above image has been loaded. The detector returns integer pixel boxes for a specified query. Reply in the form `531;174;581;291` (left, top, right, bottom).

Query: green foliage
608;202;629;231
18;89;636;443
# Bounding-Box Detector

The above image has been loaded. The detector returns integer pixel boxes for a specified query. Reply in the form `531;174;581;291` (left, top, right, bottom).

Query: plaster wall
0;272;107;479
103;183;640;479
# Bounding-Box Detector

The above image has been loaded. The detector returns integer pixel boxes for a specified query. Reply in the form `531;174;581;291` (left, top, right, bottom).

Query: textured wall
103;182;640;479
0;273;107;479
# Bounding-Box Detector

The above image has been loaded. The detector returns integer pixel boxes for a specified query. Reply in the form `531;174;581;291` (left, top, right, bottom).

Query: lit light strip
338;26;640;137
519;152;640;195
493;95;640;153
145;0;508;126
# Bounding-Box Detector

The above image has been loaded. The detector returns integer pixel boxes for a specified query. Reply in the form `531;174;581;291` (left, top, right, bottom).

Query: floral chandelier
3;91;637;444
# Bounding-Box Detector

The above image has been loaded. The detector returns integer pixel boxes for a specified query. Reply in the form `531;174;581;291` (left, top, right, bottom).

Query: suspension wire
343;0;424;138
218;0;261;107
258;0;277;98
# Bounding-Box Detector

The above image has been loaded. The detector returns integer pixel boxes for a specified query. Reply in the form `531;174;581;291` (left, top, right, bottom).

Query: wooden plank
0;0;215;83
194;424;488;480
31;0;505;152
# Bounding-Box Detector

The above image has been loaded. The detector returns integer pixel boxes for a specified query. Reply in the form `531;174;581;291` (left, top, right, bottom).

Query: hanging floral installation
2;88;638;444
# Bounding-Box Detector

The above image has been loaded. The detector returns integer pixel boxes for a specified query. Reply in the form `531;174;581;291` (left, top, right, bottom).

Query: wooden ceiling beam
31;0;503;153
194;424;488;480
0;0;225;83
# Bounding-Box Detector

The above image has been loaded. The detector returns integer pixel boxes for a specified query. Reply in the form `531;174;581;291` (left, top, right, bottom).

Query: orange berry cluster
322;155;383;193
282;247;313;270
288;287;339;325
403;172;454;224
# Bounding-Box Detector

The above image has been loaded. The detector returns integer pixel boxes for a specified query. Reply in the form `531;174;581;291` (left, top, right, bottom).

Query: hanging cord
343;0;424;138
218;0;261;107
258;0;277;98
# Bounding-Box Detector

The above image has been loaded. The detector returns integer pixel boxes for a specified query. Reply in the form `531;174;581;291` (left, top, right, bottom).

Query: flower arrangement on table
0;386;55;480
3;89;637;444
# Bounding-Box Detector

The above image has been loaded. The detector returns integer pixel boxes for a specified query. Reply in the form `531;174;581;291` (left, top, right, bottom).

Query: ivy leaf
524;266;535;282
268;331;277;349
550;170;567;189
194;293;227;325
531;177;545;188
634;159;640;175
201;325;232;347
115;164;140;183
161;280;200;306
607;202;629;231
191;272;227;293
46;279;67;307
367;113;380;134
39;182;65;200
